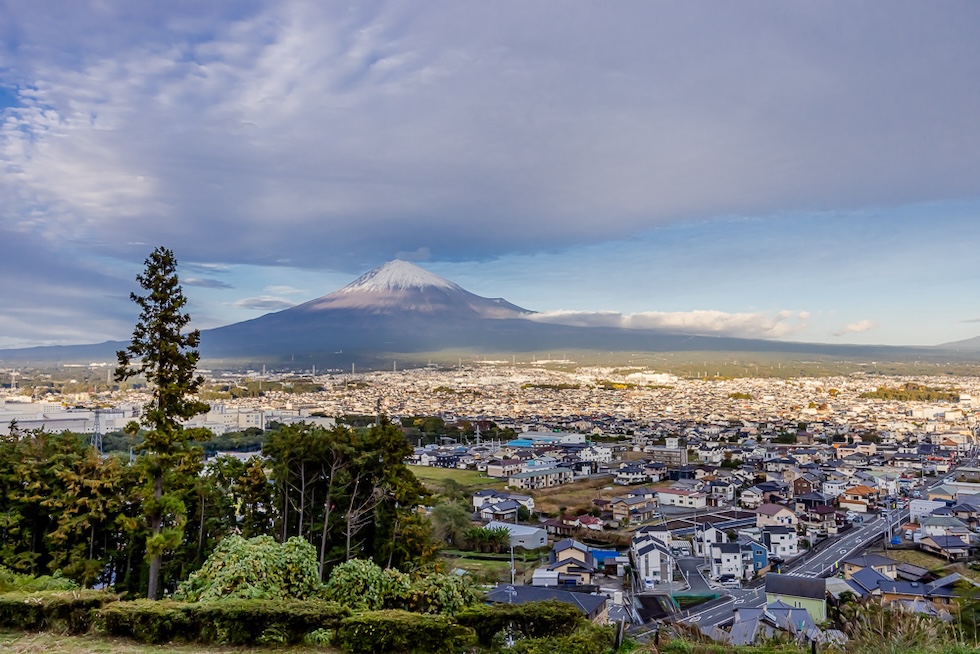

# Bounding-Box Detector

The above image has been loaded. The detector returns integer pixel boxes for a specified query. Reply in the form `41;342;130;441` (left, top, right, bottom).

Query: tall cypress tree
116;246;209;600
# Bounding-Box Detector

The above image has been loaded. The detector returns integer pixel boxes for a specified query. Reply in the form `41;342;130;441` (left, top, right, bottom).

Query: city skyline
1;2;979;349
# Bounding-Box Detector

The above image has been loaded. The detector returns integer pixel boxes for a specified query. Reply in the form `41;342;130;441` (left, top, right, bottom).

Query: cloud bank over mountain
527;309;809;339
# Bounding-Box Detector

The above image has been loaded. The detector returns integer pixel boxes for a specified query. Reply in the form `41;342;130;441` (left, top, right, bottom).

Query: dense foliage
324;559;482;616
455;600;586;645
335;610;475;654
0;589;117;634
100;598;350;645
0;565;77;593
860;382;959;402
0;422;432;597
174;535;322;602
266;419;435;575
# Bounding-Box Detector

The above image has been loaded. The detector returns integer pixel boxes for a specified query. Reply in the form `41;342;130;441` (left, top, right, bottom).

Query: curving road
672;463;970;629
678;507;910;628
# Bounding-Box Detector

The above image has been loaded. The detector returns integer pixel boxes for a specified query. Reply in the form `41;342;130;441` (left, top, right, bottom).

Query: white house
486;521;548;549
580;445;613;464
709;542;744;580
762;526;799;558
631;528;675;587
658;488;708;508
739;486;765;509
693;525;726;558
821;479;847;498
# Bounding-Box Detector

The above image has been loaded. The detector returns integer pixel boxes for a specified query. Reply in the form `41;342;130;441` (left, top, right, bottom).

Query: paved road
679;507;910;628
672;460;975;629
676;558;714;594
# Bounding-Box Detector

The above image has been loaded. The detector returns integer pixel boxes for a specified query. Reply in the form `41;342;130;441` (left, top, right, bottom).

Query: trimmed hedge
335;609;476;654
510;628;614;654
455;600;585;646
195;599;351;645
100;598;351;645
0;590;118;634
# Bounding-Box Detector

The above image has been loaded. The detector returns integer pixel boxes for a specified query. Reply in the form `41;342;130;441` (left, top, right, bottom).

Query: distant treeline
859;383;959;402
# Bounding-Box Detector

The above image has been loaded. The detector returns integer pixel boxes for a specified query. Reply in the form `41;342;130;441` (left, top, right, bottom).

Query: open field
877;548;950;572
529;477;620;516
439;549;544;584
408;465;506;494
0;631;337;654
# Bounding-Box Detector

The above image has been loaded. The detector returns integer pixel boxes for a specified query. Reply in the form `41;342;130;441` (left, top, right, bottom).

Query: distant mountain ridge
0;259;975;366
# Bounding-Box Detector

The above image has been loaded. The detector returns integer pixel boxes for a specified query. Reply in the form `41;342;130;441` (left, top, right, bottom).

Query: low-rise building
765;574;826;622
508;467;573;490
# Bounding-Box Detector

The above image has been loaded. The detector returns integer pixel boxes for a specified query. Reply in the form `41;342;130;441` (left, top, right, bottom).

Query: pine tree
116;247;210;600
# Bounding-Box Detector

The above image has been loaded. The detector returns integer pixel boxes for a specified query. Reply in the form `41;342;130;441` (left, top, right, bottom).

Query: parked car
719;576;741;588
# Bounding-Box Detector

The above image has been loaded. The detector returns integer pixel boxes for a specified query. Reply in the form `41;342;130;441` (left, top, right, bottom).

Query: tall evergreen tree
115;246;210;600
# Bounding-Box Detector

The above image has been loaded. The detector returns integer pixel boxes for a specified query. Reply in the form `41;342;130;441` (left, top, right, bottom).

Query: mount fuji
199;260;540;357
0;260;958;366
293;260;530;318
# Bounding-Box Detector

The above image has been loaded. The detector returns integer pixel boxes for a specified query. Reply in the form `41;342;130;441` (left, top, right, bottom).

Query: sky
1;1;980;349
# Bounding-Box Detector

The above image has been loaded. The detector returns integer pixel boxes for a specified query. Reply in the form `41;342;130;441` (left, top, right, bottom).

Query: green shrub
324;559;407;611
100;597;350;645
0;566;79;593
100;600;197;643
405;573;482;616
193;599;350;645
0;589;116;634
509;626;613;654
174;535;323;602
661;640;693;654
335;609;475;654
305;627;334;645
455;600;585;646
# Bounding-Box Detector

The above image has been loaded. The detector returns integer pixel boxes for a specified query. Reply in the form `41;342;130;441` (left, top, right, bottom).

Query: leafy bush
324;560;481;615
0;589;117;634
455;600;585;645
173;535;322;602
405;573;482;616
324;559;407;610
0;566;79;593
335;609;475;654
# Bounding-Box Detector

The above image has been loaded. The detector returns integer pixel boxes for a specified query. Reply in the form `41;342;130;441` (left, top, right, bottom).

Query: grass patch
879;548;950;573
439;549;544;584
0;631;339;653
408;466;506;494
530;477;663;517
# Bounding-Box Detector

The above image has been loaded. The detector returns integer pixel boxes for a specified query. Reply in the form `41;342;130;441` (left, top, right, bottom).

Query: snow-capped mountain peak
338;260;462;294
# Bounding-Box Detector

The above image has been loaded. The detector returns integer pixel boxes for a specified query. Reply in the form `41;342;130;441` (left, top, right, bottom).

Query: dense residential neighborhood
5;364;980;643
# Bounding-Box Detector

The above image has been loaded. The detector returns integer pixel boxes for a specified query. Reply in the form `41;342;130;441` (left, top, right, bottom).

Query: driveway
676;557;713;594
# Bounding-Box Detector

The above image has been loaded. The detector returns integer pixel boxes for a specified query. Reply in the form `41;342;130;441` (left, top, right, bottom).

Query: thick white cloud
527;310;809;340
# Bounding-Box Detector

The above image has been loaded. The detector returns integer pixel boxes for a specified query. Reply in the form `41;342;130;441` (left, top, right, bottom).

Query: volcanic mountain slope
200;260;534;355
294;259;529;318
